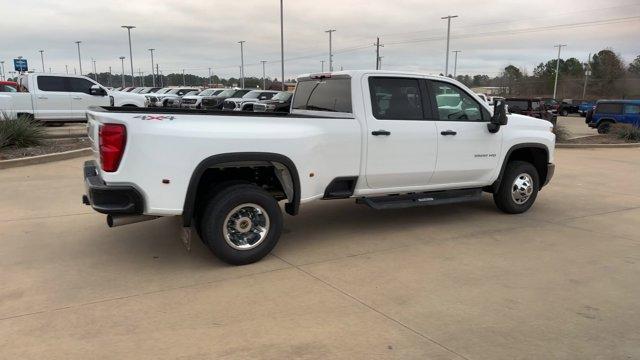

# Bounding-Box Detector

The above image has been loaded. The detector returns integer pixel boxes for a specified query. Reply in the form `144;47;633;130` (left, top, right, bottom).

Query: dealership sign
14;58;28;72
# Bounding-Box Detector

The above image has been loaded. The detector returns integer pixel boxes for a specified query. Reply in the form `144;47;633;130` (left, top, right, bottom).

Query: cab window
431;81;485;121
624;104;640;114
69;77;96;94
368;77;423;120
37;76;67;92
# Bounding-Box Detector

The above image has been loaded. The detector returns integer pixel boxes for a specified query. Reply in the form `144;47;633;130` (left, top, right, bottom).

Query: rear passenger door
364;76;438;189
69;77;109;119
428;80;502;187
34;76;72;120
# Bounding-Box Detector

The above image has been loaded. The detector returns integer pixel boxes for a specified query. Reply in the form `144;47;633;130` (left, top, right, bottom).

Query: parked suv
559;99;582;116
505;98;557;125
253;91;293;112
201;89;252;110
586;100;640;133
222;90;280;111
180;88;226;109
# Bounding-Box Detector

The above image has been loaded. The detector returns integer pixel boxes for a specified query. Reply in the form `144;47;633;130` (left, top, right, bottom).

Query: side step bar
356;188;483;210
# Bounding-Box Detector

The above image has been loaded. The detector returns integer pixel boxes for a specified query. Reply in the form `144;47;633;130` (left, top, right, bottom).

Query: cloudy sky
1;0;639;80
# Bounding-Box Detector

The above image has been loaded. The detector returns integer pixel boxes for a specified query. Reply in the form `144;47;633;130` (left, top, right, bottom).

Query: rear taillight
99;123;126;172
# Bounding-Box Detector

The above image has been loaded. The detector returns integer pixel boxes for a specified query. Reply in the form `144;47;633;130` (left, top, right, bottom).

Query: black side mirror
90;85;107;96
488;99;508;133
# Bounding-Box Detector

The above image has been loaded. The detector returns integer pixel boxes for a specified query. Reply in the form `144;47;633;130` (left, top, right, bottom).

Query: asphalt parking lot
1;148;639;359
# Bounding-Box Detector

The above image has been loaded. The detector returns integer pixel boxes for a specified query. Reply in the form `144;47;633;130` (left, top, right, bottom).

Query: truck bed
93;106;352;119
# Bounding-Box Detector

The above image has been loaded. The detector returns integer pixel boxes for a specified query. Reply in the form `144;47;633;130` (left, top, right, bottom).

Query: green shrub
0;115;45;149
552;124;572;142
612;123;640;142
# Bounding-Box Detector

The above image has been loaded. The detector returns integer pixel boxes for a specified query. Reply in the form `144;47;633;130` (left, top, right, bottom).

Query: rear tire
597;122;612;134
493;161;539;214
560;109;568;117
199;184;282;265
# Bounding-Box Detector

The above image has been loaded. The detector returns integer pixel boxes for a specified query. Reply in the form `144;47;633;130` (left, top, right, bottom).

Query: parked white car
2;73;147;122
222;90;280;111
83;70;555;265
145;87;200;107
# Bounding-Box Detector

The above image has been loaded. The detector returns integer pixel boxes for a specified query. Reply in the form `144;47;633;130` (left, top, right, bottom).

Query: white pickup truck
1;73;147;122
83;70;555;265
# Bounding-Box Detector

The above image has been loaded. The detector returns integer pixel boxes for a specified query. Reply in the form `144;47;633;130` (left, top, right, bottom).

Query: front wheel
199;184;283;265
560;109;568;116
493;161;539;214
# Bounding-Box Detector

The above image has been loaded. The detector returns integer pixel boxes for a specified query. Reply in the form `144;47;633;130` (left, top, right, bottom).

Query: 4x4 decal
133;115;175;121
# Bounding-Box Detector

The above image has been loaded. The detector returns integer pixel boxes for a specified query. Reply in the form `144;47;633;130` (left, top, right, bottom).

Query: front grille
147;96;158;103
253;103;267;112
202;98;219;107
223;101;237;110
181;98;197;105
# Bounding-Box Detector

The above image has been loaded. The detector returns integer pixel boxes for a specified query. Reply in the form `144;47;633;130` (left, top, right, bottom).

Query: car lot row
115;86;293;112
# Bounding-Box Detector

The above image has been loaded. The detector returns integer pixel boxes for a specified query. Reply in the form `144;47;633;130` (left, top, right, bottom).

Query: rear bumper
543;163;555;187
83;160;144;215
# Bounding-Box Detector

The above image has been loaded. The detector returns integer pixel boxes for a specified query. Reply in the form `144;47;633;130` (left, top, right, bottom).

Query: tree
563;58;584;76
591;49;625;82
629;55;640;76
502;65;523;95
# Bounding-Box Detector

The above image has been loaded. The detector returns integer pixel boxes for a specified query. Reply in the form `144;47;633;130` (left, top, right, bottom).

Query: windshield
167;89;181;94
217;89;236;97
243;91;262;99
506;100;529;110
272;92;292;101
198;89;218;96
156;88;172;94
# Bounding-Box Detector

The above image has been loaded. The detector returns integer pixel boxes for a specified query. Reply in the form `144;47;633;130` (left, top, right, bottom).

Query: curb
557;142;640;149
0;148;92;170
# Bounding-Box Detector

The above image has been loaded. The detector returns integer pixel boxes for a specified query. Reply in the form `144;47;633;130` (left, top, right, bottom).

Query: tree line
454;48;640;99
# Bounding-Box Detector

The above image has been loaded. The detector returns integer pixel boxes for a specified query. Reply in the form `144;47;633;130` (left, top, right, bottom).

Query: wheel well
183;153;300;227
597;118;616;125
490;145;548;192
121;104;138;107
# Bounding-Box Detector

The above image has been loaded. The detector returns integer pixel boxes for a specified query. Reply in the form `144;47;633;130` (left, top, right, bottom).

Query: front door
428;80;502;187
69;77;109;119
364;76;438;189
623;103;640;127
33;76;71;120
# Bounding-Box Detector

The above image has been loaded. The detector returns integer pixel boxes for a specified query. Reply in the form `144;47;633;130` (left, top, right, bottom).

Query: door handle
371;130;391;136
37;96;48;100
440;130;457;136
72;96;82;100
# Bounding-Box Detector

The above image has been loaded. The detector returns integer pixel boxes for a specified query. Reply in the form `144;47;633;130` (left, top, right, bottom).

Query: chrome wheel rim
511;173;534;205
222;203;270;250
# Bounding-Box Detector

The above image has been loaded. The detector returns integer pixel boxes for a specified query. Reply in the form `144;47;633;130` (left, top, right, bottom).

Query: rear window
596;103;623;114
506;100;529;110
292;78;351;113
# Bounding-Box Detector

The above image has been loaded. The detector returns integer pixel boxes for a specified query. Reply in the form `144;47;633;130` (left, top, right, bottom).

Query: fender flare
596;117;616;126
182;152;301;227
490;143;550;193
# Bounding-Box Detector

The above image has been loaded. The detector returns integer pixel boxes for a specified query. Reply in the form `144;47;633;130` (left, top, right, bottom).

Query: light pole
148;48;156;87
208;67;212;86
582;53;591;100
260;60;267;89
119;56;126;87
182;69;186;86
108;66;112;87
121;25;136;87
553;44;566;99
0;61;4;80
65;65;69;74
325;29;336;71
38;50;45;72
321;60;325;72
441;15;458;76
75;41;83;75
280;0;285;90
238;41;245;88
92;58;97;81
452;50;461;77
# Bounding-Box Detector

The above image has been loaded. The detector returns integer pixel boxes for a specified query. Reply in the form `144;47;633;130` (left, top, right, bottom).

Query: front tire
200;184;283;265
493;161;539;214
